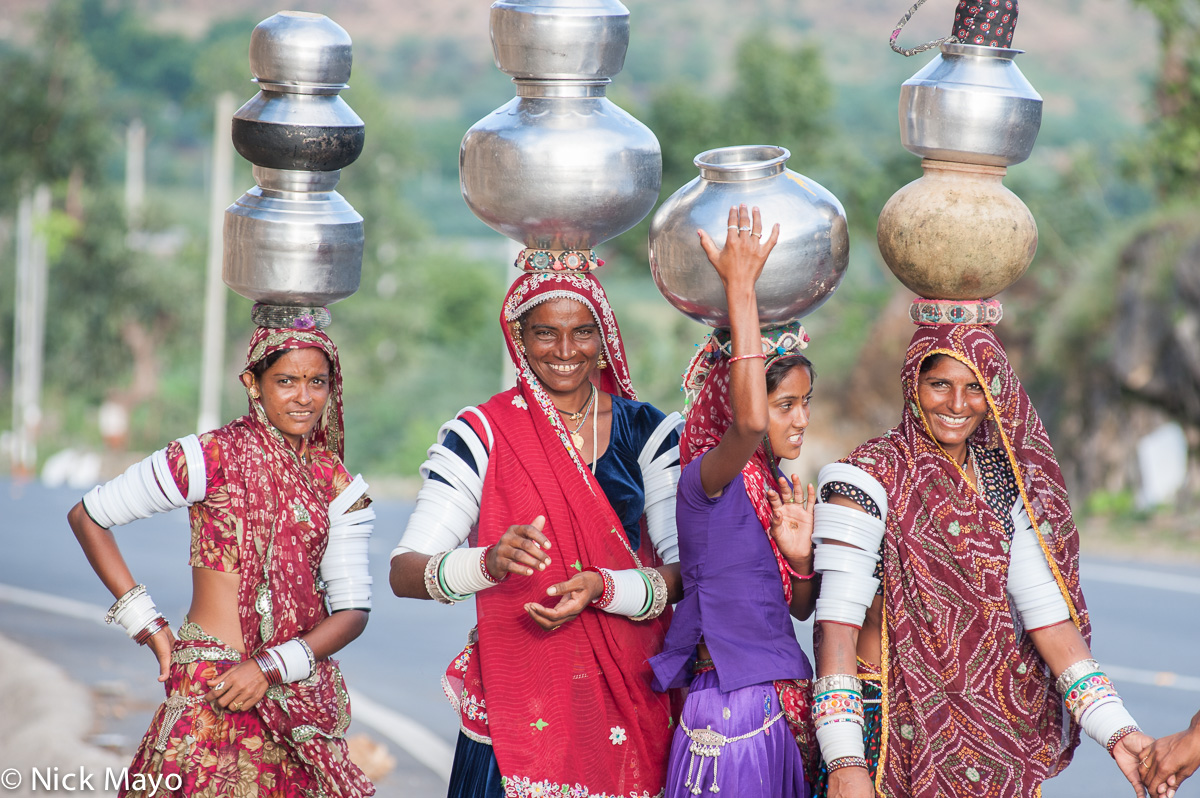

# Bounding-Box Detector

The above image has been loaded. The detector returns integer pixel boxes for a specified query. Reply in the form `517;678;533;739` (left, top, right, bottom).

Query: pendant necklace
565;384;597;449
967;444;982;492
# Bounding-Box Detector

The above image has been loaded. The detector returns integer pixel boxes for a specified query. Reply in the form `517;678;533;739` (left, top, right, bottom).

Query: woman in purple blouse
650;205;818;798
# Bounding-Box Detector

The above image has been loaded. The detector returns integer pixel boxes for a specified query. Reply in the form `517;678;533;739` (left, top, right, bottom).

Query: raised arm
696;204;780;497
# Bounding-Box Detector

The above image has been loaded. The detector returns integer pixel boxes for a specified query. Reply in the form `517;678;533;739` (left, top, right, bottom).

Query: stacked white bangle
813;465;888;628
599;568;650;617
813;674;867;765
1006;504;1071;630
441;546;502;596
321;475;374;612
263;638;315;684
104;584;170;644
639;413;684;565
84;434;207;528
391;409;491;560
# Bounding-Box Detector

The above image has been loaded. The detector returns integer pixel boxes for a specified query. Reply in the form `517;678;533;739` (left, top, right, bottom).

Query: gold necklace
564;385;597;449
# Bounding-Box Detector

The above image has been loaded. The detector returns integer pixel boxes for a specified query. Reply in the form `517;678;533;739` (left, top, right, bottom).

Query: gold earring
597;353;607;370
249;387;260;399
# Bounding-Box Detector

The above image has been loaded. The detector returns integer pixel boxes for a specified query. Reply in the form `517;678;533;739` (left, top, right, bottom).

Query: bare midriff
188;566;245;654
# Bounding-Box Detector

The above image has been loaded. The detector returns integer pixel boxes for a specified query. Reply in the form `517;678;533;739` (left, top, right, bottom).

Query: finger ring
214;681;226;691
230;702;242;711
1141;756;1152;767
727;224;738;229
750;232;762;238
738;226;752;232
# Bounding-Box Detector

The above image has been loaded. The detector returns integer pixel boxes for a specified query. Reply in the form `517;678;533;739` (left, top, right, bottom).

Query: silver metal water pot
649;146;849;328
899;43;1042;167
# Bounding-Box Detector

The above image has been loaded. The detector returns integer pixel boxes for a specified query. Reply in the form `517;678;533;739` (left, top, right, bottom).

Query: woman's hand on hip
204;659;270;714
488;516;552;579
766;475;816;569
148;627;177;683
525;571;604;631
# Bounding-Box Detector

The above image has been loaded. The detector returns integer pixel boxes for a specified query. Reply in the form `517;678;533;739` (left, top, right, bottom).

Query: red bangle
134;615;170;645
784;560;816;580
728;353;767;363
583;566;615;609
480;544;503;585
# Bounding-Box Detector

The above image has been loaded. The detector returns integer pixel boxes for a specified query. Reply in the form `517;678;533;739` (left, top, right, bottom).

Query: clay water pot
877;159;1037;300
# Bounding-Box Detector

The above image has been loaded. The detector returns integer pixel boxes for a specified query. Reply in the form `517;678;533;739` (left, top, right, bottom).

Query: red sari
123;327;373;798
446;273;675;798
842;325;1088;798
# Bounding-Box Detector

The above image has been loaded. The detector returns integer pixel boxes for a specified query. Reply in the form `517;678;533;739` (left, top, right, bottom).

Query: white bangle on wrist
441;546;502;596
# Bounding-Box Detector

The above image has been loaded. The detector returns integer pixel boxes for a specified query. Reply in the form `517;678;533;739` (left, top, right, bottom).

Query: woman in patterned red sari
810;324;1152;798
68;320;375;798
389;270;686;798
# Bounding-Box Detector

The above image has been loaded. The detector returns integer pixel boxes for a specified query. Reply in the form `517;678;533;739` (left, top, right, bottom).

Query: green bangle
633;569;654;617
437;550;472;603
1064;672;1104;698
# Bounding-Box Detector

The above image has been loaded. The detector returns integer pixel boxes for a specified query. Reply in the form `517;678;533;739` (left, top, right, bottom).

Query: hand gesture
828;765;874;798
525;570;605;631
1141;719;1200;798
1113;730;1154;798
486;516;552;579
766;475;816;574
203;658;270;714
147;626;177;683
698;204;780;289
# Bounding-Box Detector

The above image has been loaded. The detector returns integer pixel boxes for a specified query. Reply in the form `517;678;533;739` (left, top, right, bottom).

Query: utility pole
11;185;51;477
198;93;236;435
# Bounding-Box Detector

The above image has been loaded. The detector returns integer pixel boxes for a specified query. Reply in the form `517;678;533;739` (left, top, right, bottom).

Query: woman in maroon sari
67;321;374;798
811;324;1152;798
389;270;685;797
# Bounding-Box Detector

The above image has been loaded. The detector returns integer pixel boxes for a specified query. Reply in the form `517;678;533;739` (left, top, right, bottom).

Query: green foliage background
0;0;1196;494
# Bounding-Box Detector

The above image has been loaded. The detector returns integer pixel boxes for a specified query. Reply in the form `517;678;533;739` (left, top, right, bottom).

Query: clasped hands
1138;715;1200;798
485;515;603;631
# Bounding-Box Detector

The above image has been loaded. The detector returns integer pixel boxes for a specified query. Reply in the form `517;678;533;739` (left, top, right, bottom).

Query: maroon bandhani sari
450;272;675;797
843;325;1088;798
124;326;373;798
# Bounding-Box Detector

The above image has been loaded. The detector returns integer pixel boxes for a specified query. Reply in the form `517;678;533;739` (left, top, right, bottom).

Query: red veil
467;272;674;796
845;324;1088;798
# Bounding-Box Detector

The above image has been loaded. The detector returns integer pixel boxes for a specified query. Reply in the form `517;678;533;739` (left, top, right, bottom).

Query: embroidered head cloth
844;324;1088;798
457;272;674;796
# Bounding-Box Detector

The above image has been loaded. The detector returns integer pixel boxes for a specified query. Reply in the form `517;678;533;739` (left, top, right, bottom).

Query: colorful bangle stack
479;544;502;585
424;551;470;604
1063;671;1119;719
631;567;668;621
585;567;617;609
1106;725;1141;756
1057;657;1141;756
827;756;869;772
814;673;867;768
255;651;284;686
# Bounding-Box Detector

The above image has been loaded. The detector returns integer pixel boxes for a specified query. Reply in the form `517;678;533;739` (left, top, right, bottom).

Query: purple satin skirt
665;669;810;798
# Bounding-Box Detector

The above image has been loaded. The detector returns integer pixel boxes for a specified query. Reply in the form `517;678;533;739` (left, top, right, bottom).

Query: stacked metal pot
877;8;1044;324
224;11;365;324
459;0;661;270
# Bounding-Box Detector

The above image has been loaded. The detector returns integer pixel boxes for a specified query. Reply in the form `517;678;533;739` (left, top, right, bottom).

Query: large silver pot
224;168;363;306
460;81;660;250
649;146;849;328
490;0;630;81
899;43;1042;167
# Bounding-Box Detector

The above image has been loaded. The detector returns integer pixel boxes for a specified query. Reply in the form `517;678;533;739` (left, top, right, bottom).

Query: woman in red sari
389;270;685;797
811;324;1152;798
67;319;375;798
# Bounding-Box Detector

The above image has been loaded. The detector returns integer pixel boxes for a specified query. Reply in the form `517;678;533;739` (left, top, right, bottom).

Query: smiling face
766;364;813;460
518;297;602;408
242;347;332;450
916;354;990;464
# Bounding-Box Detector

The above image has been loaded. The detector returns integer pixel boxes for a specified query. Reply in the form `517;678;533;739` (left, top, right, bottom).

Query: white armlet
1081;700;1139;749
441;547;500;596
1006;503;1071;630
817;463;889;518
322;475;374;612
816;722;866;763
391;409;490;560
640;412;683;565
813;463;887;627
83;434;207;528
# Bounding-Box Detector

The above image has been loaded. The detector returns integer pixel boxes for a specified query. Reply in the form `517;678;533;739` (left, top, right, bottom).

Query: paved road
1;478;1197;797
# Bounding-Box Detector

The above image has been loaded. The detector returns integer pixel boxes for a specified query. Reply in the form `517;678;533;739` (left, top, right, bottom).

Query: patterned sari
839;325;1088;798
449;272;675;798
123;326;373;798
